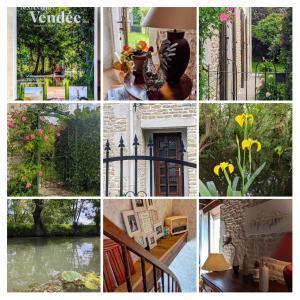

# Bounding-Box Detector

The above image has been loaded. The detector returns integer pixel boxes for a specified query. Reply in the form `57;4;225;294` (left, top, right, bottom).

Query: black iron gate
40;155;70;188
201;60;289;100
103;135;196;197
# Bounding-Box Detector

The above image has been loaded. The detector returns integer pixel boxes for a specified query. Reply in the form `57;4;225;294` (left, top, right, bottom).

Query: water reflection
7;237;100;292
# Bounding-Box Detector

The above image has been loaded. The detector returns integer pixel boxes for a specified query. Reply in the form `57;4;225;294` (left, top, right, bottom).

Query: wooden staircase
104;216;185;292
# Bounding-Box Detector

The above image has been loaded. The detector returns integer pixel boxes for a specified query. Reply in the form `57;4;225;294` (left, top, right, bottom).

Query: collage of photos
5;6;293;294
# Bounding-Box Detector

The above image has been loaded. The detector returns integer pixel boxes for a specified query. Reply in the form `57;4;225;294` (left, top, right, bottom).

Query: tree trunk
33;53;41;75
33;199;44;236
41;56;45;74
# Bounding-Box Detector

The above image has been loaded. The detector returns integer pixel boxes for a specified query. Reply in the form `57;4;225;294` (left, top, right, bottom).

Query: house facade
103;103;197;197
202;7;252;100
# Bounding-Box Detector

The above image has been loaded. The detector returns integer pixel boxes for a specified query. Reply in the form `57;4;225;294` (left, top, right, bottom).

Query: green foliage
279;8;293;99
8;105;62;195
7;223;97;237
256;74;287;100
17;8;95;93
54;106;100;194
252;13;284;60
199;8;229;99
199;104;292;196
7;223;35;237
61;271;83;282
7;199;99;237
84;272;100;290
132;7;142;25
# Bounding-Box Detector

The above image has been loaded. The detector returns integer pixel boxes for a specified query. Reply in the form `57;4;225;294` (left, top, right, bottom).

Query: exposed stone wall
203;7;252;99
103;103;197;197
221;199;290;283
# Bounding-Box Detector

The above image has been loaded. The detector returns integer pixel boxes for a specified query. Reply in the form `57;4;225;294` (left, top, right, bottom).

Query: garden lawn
252;59;286;73
128;32;149;48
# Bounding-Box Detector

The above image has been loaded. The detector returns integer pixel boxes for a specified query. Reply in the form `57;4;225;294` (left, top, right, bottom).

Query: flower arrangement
113;40;150;73
200;113;266;196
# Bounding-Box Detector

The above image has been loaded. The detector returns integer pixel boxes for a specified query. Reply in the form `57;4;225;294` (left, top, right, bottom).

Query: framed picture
145;199;154;210
151;209;159;224
146;233;157;249
245;199;292;236
138;211;153;235
131;199;147;212
154;222;164;239
122;210;141;237
133;233;147;248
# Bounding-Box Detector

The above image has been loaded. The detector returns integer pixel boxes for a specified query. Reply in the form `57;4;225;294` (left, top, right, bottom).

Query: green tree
252;13;284;60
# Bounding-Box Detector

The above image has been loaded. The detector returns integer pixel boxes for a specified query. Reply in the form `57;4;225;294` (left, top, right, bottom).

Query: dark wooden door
153;133;182;196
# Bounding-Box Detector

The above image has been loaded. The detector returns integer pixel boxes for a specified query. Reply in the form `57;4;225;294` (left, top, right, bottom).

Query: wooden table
201;270;289;292
123;72;193;100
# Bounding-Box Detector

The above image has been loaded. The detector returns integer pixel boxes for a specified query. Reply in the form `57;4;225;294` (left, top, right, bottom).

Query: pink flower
30;134;36;140
8;122;15;128
219;13;229;22
24;135;30;141
21;116;27;122
227;7;234;12
37;128;44;135
26;182;32;189
44;135;49;140
38;171;43;177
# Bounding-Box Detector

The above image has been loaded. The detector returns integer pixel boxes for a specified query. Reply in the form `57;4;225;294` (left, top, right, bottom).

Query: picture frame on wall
122;210;141;237
154;222;164;239
131;199;147;212
145;199;154;210
138;210;153;235
146;232;157;249
133;233;147;248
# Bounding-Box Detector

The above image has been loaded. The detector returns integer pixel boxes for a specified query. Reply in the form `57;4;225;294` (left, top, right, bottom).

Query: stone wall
203;7;252;99
221;199;291;283
103;103;197;197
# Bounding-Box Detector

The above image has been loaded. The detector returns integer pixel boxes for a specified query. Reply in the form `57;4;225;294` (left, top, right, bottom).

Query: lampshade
272;232;292;262
202;253;230;271
142;7;196;30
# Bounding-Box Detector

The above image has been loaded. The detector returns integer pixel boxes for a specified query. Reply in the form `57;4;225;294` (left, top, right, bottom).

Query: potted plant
114;40;150;75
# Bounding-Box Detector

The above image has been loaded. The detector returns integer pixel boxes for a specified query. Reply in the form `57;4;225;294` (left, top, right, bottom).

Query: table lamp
272;232;292;291
202;253;230;272
142;7;196;84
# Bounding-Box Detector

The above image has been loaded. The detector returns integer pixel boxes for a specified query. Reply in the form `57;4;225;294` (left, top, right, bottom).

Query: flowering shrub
200;113;266;196
256;74;287;100
113;40;149;73
8;107;59;195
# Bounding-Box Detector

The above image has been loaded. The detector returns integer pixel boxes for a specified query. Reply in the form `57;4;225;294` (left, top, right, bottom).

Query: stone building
103;103;197;197
202;8;252;100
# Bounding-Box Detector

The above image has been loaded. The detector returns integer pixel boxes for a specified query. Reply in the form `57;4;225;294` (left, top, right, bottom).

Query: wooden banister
104;216;182;292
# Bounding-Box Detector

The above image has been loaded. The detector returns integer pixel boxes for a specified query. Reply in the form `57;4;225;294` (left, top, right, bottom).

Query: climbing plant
54;106;100;194
8;105;61;195
199;7;234;99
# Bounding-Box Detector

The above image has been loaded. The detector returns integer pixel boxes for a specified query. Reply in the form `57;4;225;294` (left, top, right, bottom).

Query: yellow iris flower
214;162;235;176
235;113;254;127
242;138;262;152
